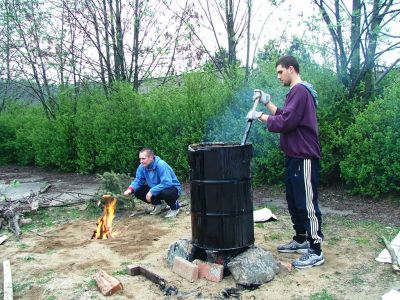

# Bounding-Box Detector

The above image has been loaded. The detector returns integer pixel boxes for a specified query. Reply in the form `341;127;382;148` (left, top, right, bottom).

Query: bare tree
6;0;59;118
199;0;247;71
313;0;400;101
244;0;251;84
0;0;12;112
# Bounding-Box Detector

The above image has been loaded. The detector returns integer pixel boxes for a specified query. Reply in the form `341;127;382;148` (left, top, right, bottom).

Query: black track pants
285;156;324;249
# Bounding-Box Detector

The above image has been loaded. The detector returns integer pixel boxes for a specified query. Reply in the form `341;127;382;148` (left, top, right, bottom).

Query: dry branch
0;186;96;236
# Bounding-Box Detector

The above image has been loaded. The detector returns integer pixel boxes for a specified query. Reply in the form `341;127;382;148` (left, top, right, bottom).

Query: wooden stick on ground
382;236;400;274
3;260;13;300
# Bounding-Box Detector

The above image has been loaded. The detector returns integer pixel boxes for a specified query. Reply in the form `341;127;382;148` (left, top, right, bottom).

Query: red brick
172;257;199;282
193;259;224;282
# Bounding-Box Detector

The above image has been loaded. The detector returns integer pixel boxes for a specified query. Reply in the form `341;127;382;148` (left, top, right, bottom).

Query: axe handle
241;97;260;145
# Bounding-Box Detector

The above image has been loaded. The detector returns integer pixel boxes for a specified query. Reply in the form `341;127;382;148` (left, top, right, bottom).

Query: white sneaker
149;202;167;215
164;208;180;218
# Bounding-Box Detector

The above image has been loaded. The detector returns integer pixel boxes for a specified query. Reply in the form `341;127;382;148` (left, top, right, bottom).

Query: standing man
247;55;324;269
124;148;181;218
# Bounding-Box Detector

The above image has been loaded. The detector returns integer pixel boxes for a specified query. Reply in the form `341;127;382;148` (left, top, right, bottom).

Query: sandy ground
0;166;399;299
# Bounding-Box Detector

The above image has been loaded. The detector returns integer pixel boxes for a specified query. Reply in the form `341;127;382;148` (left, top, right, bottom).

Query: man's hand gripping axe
241;90;261;145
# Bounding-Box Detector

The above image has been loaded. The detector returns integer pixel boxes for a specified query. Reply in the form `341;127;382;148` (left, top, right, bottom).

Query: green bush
70;71;233;178
340;78;400;197
0;113;17;164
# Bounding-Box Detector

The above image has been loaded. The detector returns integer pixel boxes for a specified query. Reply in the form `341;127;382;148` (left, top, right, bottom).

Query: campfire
91;195;117;239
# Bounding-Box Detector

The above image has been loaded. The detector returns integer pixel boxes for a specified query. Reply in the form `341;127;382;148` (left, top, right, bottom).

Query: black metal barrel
188;142;254;251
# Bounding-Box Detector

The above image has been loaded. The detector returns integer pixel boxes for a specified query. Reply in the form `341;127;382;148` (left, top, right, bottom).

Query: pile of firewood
0;186;45;236
0;184;92;237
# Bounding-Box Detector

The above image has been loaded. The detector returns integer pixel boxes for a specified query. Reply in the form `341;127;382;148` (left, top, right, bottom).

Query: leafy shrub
0;114;16;164
340;78;400;197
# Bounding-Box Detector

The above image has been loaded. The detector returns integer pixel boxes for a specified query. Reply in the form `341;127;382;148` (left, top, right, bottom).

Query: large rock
227;246;279;287
166;238;195;267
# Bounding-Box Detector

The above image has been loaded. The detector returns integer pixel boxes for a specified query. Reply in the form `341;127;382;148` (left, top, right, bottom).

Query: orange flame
91;195;117;239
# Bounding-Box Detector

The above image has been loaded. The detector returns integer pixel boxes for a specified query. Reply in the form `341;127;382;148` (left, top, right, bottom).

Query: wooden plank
93;269;123;296
3;260;13;300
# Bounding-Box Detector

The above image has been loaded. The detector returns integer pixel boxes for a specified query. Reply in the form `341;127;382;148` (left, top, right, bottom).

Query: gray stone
227;245;279;286
166;238;194;267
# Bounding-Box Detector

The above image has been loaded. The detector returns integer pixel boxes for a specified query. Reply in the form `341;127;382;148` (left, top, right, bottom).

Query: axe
241;90;261;145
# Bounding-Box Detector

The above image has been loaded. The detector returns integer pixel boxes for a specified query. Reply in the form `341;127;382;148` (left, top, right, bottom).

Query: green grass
255;223;265;229
264;232;280;241
326;236;341;246
13;279;34;294
308;289;335;300
112;261;131;276
350;275;365;285
22;205;99;233
36;271;56;285
16;242;28;249
87;279;97;288
325;216;399;247
10;179;21;187
352;236;370;245
23;254;35;261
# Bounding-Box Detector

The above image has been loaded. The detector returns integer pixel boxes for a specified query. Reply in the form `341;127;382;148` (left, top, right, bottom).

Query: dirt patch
0;166;399;299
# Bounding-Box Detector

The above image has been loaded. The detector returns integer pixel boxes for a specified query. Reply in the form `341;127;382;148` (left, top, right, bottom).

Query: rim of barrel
188;142;250;152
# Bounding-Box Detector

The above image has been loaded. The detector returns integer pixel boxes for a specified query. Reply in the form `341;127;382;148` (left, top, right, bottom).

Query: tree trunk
349;0;361;95
226;0;236;66
244;0;251;84
115;0;126;80
132;0;140;91
102;0;113;84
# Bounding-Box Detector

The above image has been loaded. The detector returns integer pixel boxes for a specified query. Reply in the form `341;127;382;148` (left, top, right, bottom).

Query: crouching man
124;148;181;218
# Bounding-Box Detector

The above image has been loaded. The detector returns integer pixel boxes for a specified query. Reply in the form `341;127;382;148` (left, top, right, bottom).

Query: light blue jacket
129;156;181;196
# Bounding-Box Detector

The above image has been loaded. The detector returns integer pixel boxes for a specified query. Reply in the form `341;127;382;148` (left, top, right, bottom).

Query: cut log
3;260;13;300
93;269;123;296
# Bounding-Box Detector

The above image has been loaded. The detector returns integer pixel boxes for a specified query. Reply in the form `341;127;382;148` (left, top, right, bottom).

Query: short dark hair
275;55;300;73
140;147;154;157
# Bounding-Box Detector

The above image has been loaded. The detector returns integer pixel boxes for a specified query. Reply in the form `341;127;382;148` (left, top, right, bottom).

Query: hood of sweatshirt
300;81;318;107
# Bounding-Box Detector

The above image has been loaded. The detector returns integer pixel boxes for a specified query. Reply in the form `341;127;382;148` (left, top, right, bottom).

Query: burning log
93;269;123;296
91;195;117;239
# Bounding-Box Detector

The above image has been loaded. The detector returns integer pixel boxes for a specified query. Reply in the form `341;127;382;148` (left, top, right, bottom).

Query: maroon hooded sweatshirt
266;83;321;159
